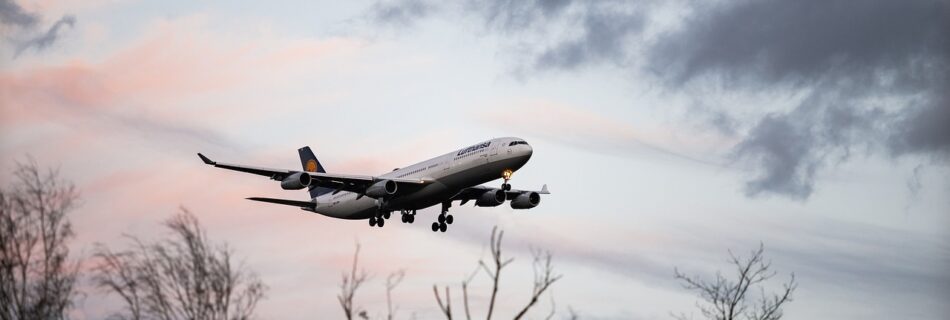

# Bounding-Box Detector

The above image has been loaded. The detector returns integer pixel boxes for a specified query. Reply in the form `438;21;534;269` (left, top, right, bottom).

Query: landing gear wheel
438;214;446;224
431;222;439;232
503;183;512;191
445;215;454;225
377;218;385;227
369;217;377;227
439;223;447;232
383;211;391;220
401;214;408;223
408;215;415;223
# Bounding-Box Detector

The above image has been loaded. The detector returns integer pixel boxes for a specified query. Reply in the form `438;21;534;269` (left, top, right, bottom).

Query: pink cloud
480;100;734;165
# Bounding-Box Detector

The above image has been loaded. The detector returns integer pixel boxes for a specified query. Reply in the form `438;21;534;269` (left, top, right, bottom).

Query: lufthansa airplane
197;137;548;232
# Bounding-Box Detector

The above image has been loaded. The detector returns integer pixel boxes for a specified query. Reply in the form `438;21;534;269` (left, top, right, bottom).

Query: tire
383;211;391;219
369;217;376;227
431;222;439;232
408;215;415;223
445;215;454;225
439;223;447;232
438;214;446;224
378;218;385;227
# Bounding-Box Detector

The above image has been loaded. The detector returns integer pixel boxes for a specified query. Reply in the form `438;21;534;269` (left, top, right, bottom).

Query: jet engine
475;189;506;207
280;172;312;190
366;180;398;198
509;192;540;209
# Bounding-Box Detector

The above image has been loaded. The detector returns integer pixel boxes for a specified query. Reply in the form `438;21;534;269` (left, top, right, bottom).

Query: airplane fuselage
310;137;533;219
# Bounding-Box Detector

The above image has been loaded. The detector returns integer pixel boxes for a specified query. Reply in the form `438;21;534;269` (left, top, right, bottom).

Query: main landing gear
431;201;453;233
400;210;416;223
369;209;392;228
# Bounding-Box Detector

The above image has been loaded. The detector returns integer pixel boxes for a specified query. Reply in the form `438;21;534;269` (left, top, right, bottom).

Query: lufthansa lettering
457;141;491;156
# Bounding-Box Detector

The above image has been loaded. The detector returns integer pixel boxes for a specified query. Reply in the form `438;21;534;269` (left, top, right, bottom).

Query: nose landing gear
501;169;514;191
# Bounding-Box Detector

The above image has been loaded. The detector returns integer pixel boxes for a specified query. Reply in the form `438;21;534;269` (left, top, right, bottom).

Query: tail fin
298;146;333;198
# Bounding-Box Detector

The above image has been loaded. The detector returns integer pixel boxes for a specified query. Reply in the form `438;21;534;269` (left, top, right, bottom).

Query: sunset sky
2;0;948;319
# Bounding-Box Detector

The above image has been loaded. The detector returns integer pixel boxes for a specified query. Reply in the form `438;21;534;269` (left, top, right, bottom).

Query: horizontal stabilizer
246;197;315;208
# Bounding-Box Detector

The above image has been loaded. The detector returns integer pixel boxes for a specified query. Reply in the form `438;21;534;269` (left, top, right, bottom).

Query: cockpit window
508;141;528;146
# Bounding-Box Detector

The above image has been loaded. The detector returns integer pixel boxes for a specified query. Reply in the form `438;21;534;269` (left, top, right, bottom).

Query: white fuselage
309;137;533;219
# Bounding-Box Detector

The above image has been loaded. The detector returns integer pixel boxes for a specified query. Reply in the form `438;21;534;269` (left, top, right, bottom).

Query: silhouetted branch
479;227;512;320
512;249;562;320
674;243;796;320
386;269;405;320
433;285;452;319
338;242;370;320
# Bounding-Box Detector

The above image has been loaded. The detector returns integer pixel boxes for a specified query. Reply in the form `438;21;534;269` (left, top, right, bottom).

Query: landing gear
501;169;514;191
431;202;453;232
400;210;416;224
370;209;390;228
369;216;385;227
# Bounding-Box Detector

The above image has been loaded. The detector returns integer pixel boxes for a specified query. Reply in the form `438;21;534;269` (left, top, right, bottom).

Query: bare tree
0;159;81;320
386;270;406;320
512;249;561;320
673;243;796;320
338;242;370;320
433;285;452;320
479;227;513;320
92;208;266;320
435;226;562;320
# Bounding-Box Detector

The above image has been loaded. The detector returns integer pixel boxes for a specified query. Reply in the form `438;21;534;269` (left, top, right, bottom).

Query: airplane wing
198;153;428;196
452;184;550;203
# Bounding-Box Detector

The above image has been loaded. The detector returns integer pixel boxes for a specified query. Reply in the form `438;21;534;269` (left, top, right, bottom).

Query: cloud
1;0;76;57
479;100;725;165
1;15;362;155
532;8;644;71
470;0;572;31
368;0;437;27
361;0;950;200
651;0;949;199
0;0;38;27
14;14;75;56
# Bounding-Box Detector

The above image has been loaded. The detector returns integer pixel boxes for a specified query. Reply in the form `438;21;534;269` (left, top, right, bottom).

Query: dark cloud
650;0;948;86
15;15;75;57
0;0;37;27
359;0;950;199
368;0;437;27
533;9;644;71
2;0;76;58
470;0;572;31
648;0;950;199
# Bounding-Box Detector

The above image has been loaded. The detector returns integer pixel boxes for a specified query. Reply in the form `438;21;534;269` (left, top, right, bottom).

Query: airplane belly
315;197;377;220
389;182;455;210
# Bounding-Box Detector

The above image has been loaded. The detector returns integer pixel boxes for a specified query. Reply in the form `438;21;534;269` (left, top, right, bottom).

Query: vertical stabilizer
298;146;333;198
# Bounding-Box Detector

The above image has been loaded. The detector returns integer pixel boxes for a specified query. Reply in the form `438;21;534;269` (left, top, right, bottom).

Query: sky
1;0;949;319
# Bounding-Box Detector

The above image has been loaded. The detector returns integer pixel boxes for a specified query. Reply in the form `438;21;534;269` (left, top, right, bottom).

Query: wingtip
197;153;215;165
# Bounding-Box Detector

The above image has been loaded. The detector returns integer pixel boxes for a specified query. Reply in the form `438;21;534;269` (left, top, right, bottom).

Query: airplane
197;137;549;232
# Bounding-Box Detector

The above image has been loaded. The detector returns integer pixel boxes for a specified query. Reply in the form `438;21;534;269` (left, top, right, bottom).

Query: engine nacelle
475;189;506;207
280;172;312;190
366;180;398;198
510;192;540;209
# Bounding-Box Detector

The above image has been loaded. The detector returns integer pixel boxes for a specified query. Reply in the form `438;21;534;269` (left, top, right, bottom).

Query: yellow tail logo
306;159;318;172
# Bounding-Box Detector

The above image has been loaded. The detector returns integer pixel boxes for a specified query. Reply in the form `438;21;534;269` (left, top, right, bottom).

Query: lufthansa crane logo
306;159;318;172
